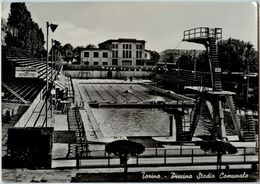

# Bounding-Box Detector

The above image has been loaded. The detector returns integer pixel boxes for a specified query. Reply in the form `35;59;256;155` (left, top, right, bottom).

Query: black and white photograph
1;1;259;182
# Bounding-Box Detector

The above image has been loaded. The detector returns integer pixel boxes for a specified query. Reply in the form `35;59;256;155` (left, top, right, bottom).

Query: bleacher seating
2;79;45;103
2;56;59;104
6;57;58;81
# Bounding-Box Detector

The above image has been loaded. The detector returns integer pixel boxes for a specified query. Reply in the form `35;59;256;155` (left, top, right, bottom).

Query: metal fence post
136;155;139;166
155;147;158;157
164;149;167;165
191;149;194;164
244;147;246;162
180;145;182;156
108;154;110;167
76;145;79;169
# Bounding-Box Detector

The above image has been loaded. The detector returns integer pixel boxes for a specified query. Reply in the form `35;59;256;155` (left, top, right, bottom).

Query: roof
99;38;146;45
81;48;111;52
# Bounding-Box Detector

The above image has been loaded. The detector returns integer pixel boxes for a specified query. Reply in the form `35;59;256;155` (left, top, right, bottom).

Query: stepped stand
183;27;243;141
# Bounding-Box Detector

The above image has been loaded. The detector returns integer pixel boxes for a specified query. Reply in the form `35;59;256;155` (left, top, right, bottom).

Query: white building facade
80;38;154;67
80;49;112;66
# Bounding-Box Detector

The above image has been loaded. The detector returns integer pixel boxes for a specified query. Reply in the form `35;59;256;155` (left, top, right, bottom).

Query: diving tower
183;27;245;141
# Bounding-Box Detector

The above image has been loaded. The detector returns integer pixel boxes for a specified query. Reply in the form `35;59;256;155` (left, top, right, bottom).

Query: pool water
91;108;171;137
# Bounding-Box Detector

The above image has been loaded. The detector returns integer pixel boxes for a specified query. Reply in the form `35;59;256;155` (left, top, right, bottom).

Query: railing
52;146;258;169
183;27;222;41
81;146;257;159
69;76;75;103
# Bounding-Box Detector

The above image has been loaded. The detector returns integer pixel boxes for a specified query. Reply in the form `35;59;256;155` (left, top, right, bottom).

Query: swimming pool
92;108;171;137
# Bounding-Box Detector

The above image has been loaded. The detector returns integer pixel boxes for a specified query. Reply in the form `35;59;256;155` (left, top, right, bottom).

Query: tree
61;43;73;64
105;140;145;180
218;38;258;72
178;54;192;70
6;2;45;57
199;137;237;173
73;46;85;63
50;40;61;61
85;44;97;49
150;50;160;63
196;51;209;72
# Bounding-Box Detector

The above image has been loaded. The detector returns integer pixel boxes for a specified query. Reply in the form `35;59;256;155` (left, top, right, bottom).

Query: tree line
3;2;257;73
163;38;258;73
4;3;45;58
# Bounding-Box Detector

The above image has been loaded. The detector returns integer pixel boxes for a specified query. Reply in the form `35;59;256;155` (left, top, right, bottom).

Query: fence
52;146;258;169
68;76;75;103
81;146;257;159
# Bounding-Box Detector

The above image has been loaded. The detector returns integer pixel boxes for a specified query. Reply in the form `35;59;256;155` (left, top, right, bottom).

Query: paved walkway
52;73;70;159
52;113;69;159
73;79;105;142
2;169;77;183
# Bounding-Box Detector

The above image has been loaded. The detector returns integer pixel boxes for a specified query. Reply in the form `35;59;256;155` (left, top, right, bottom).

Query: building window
93;52;99;58
145;53;147;58
136;60;144;66
137;44;143;50
103;52;108;58
112;50;118;58
84;52;89;57
102;62;108;65
112;59;118;65
122;60;132;66
84;61;89;65
123;44;132;50
136;51;142;59
123;44;132;59
93;61;99;65
112;43;118;49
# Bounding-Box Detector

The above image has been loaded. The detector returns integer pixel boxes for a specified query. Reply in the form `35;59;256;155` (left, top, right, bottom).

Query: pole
55;46;57;79
46;22;49;127
51;39;54;82
51;39;54;118
193;50;196;78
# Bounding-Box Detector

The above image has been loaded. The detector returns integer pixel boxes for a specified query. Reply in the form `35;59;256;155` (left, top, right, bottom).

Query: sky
1;1;258;52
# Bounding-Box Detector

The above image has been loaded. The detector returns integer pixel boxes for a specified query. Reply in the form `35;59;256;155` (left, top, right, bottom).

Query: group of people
2;106;19;123
52;87;69;113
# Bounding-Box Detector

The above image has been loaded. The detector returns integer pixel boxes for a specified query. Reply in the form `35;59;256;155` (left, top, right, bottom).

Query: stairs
209;38;222;91
189;93;206;140
175;113;190;141
67;107;89;158
242;114;256;142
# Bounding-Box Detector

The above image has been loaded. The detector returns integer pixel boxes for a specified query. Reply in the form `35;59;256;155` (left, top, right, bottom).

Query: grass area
71;169;258;182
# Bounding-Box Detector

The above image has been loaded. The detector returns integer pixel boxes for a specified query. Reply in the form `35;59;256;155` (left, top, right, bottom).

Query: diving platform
183;27;222;44
181;27;248;142
89;101;194;108
184;86;235;95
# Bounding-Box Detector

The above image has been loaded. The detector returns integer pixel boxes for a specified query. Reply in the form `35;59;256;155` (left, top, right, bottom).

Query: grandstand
1;49;60;156
2;56;58;103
